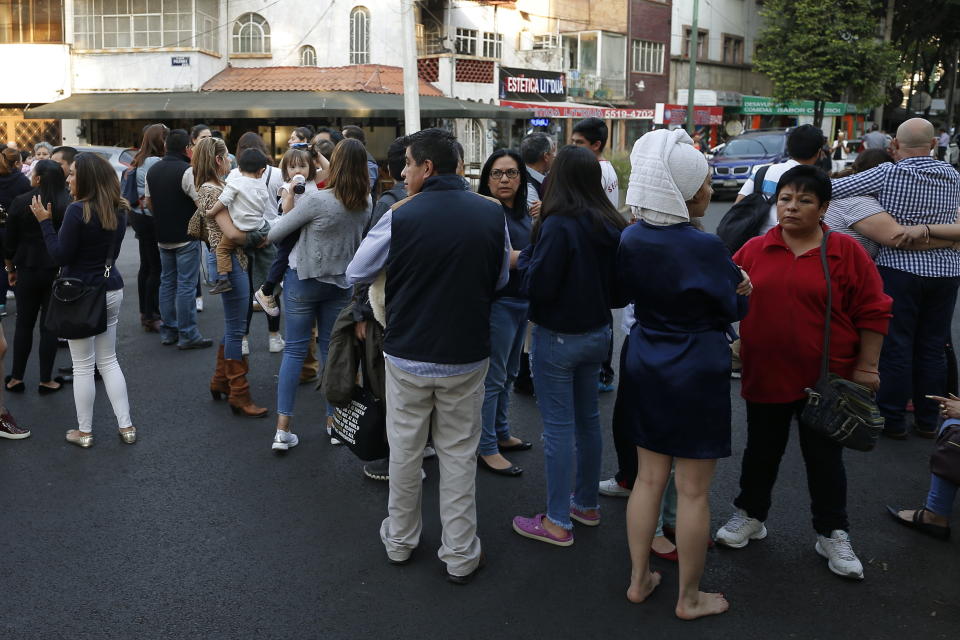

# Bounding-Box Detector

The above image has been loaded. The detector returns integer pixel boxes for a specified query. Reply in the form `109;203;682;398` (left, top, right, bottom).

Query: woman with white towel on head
617;129;751;620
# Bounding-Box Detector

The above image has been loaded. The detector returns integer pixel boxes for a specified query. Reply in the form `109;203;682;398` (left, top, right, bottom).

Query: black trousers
612;336;638;488
11;266;58;382
600;319;615;384
734;400;849;536
131;212;161;320
245;264;281;334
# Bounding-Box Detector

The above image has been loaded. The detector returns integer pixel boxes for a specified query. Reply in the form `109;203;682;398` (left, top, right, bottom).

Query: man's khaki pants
380;359;487;576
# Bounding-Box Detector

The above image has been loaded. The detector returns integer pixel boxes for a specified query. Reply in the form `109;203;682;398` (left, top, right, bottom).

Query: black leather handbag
801;231;885;452
931;423;960;485
331;354;388;461
44;237;115;340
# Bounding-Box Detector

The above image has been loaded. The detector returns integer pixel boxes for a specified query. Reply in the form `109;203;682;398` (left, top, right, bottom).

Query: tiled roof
201;64;444;96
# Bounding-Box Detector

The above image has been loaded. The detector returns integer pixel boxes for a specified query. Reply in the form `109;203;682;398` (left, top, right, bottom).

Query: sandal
885;505;951;540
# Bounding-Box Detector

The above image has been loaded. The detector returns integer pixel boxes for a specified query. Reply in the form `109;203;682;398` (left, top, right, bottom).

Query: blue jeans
877;267;960;434
531;324;612;529
276;269;351;418
203;243;218;286
220;255;250;360
479;297;529;456
926;419;959;517
159;241;202;345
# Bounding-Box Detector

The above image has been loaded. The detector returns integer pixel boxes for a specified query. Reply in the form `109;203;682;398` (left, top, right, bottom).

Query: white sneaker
255;287;281;317
269;333;285;353
272;429;299;452
716;508;768;548
326;424;342;445
241;337;249;356
423;445;437;459
815;530;864;580
196;297;204;313
6;290;14;300
599;477;631;498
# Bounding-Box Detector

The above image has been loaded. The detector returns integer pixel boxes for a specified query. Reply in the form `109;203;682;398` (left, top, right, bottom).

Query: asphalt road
1;216;958;639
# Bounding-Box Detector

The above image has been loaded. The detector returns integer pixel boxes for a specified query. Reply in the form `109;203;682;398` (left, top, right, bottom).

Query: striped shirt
831;157;960;277
823;195;886;258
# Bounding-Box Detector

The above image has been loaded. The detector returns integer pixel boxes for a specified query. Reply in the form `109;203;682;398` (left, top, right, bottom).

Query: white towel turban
625;128;709;224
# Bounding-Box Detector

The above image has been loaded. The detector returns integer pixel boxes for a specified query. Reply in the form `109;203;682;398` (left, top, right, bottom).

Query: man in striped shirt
832;118;960;439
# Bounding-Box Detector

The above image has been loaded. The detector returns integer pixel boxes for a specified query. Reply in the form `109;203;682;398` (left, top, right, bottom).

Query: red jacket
733;226;892;403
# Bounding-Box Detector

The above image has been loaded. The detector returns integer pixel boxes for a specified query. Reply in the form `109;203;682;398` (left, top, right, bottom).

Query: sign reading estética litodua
499;67;566;102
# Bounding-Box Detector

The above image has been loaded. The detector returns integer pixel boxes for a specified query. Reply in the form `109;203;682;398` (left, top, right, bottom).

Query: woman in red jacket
716;165;892;581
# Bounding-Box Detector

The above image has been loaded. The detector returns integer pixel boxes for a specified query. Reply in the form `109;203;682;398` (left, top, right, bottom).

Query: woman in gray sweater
266;139;372;452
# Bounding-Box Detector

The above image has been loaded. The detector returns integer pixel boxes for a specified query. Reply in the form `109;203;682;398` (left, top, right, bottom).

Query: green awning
24;91;531;120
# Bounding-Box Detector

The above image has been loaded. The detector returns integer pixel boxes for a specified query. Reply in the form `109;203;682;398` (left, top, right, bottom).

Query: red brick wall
629;0;672;108
455;59;495;84
418;58;439;83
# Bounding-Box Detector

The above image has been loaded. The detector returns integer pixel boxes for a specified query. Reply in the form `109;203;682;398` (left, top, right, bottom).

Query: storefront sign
676;89;742;107
499;67;567;102
740;96;846;117
654;104;724;126
501;100;654;120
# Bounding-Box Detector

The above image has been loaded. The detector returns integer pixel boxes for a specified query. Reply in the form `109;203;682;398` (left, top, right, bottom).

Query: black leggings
11;267;58;382
131;212;161;320
245;263;281;334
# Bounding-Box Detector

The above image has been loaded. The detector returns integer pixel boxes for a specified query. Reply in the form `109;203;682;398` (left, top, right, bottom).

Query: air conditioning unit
533;34;558;50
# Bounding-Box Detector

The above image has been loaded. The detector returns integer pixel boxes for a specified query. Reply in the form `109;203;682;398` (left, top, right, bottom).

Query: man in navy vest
521;131;555;213
347;128;510;584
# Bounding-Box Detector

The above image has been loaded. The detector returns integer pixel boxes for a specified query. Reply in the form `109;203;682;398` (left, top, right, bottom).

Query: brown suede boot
224;357;268;418
210;344;229;400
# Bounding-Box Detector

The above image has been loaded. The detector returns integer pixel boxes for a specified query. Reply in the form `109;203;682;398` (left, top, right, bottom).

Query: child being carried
205;148;272;294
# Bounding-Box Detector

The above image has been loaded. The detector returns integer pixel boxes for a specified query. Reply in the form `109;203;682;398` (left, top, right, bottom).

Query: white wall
671;0;763;62
0;45;72;102
72;51;224;92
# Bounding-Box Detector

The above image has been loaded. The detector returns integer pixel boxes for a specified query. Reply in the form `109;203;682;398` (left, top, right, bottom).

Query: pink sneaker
512;514;574;547
570;505;601;527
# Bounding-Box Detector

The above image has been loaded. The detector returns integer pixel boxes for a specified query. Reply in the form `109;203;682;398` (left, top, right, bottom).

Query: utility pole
686;0;700;134
946;43;959;134
401;0;421;135
873;0;895;128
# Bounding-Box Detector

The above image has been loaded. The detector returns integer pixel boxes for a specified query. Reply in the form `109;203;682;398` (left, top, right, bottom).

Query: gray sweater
267;188;371;288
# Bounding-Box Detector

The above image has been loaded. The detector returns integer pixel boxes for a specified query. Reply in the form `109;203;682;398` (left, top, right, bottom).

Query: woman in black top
0;147;32;316
4;160;71;394
32;153;135;448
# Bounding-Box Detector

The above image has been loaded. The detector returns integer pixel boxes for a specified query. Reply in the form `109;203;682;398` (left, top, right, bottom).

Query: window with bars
0;0;64;43
299;44;316;66
722;35;744;64
349;6;369;64
532;33;557;50
232;11;269;54
631;39;664;74
455;27;477;56
681;26;707;60
482;31;501;58
72;0;218;51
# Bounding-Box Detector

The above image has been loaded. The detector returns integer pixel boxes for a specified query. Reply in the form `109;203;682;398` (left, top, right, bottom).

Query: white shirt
526;166;546;207
228;165;282;223
600;160;619;209
218;174;270;232
737;159;800;234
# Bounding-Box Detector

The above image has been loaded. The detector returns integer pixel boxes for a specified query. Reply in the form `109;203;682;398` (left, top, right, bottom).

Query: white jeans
68;289;132;433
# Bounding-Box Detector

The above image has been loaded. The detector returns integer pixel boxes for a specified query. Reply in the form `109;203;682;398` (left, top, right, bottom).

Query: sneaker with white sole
815;530;864;580
241;337;249;356
255;287;281;317
269;333;285;353
716;508;768;548
196;297;204;312
326;424;342;445
598;477;632;498
272;429;299;452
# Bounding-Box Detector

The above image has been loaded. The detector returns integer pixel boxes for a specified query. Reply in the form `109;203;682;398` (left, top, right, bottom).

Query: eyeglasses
490;169;520;180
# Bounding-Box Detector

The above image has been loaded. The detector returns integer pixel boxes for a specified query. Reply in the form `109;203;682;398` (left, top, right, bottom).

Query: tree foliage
754;0;899;126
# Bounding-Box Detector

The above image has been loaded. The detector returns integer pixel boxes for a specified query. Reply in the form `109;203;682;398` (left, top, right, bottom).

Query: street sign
171;56;191;66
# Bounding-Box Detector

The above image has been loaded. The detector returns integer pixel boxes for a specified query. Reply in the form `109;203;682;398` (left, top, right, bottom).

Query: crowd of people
0;115;957;620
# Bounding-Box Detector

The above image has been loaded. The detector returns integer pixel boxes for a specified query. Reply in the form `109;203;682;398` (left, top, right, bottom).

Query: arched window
232;13;270;54
300;45;317;66
349;6;370;64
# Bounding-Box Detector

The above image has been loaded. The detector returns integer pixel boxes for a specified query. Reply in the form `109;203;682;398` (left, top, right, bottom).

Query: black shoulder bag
800;231;885;452
331;348;388;461
44;232;116;340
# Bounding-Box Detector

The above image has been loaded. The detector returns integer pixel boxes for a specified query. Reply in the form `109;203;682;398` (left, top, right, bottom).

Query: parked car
708;129;789;195
74;146;136;180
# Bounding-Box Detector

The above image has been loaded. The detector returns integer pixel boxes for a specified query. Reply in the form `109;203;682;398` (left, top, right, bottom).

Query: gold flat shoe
66;430;93;448
119;427;137;444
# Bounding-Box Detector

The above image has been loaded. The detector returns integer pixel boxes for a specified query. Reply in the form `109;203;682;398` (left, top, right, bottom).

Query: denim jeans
219;255;250;360
479;297;529;456
877;266;960;434
531;324;611;529
159;240;202;345
276;269;351;417
926;419;959;517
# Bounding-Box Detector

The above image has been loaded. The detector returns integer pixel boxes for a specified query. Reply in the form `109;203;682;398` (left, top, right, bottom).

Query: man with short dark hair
520;132;555;209
50;146;77;177
145;129;212;350
572;117;618;208
342;125;380;194
346;128;510;584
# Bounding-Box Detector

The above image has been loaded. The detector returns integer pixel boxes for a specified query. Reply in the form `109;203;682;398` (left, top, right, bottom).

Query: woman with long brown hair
265;138;372;452
31;153;136;448
129;123;168;332
194;137;269;418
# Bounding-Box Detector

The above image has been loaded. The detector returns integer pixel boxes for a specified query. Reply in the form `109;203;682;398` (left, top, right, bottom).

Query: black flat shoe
4;376;24;393
38;382;63;395
499;439;533;452
447;553;486;585
59;374;73;385
478;455;523;476
886;505;951;540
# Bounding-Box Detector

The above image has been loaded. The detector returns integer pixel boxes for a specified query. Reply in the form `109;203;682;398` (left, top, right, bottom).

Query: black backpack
716;165;772;255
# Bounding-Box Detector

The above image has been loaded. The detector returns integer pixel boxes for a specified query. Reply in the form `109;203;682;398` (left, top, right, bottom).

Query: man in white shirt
572;117;620;209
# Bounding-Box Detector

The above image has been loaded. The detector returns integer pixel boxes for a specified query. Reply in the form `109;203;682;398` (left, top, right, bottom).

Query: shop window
455;27;477;56
0;0;64;43
72;0;218;51
632;39;664;74
723;35;744;64
482;31;501;58
349;6;369;64
232;12;270;54
299;44;316;66
681;26;707;60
